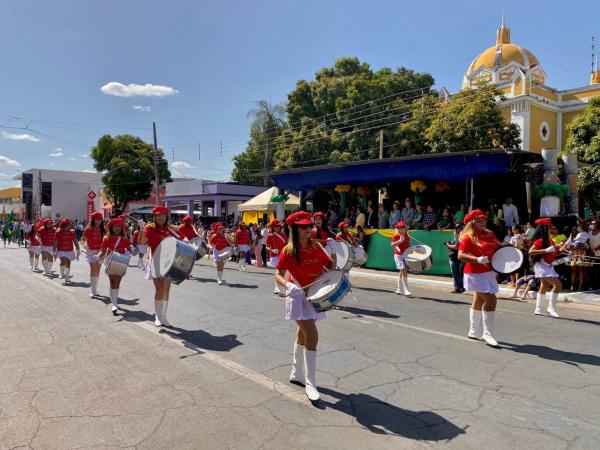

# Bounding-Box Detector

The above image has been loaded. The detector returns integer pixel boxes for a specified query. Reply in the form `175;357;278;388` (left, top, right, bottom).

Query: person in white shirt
259;222;268;267
502;197;519;229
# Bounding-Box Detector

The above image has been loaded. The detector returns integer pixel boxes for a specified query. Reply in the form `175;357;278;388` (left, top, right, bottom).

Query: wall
51;182;94;220
529;105;557;152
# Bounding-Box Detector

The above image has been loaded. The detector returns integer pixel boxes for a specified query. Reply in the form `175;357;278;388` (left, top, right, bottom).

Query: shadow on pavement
191;276;217;283
223;283;259;289
63;281;91;289
502;343;600;368
559;317;600;327
162;326;243;353
339;306;400;319
319;387;465;440
95;295;140;306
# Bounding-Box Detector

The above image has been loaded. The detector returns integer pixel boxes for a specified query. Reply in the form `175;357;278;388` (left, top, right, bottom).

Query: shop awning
267;150;542;192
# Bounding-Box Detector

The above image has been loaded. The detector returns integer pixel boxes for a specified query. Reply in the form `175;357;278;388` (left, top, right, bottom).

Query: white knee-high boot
534;292;545;315
154;301;163;327
90;276;99;297
303;349;320;403
217;271;224;284
547;292;560;318
110;289;119;313
468;308;483;340
401;278;412;296
59;265;65;279
34;255;39;271
161;301;171;327
289;343;305;387
395;276;405;295
64;267;70;282
29;256;34;269
482;310;499;347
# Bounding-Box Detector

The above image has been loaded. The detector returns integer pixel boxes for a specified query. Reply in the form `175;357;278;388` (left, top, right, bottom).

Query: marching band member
98;218;132;315
275;211;334;406
81;212;105;298
458;209;500;347
266;219;288;295
335;221;356;245
210;224;230;285
137;205;180;327
132;224;147;269
311;211;337;266
37;219;56;276
234;221;250;271
178;215;199;242
53;219;80;285
391;221;412;296
528;217;562;318
26;227;41;271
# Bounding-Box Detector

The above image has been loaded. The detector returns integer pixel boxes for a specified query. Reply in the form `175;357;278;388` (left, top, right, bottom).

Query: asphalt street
1;246;600;449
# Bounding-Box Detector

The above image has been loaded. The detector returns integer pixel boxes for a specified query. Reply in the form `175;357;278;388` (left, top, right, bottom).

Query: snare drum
306;270;351;312
105;252;131;277
402;245;433;273
353;245;368;266
189;237;209;260
152;237;196;285
334;240;356;272
215;247;232;261
490;246;524;274
552;255;571;267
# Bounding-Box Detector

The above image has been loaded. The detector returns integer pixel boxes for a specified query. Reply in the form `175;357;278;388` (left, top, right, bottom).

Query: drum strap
112;236;122;254
274;232;286;244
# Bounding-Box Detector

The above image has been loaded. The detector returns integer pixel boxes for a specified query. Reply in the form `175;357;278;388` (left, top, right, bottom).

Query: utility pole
152;122;160;206
38;170;42;219
379;129;384;159
198;143;201;160
220;139;223;157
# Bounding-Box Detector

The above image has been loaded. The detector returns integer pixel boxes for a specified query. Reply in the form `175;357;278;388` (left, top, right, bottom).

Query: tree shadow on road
162;326;243;353
501;342;600;368
319;387;465;441
339;305;400;319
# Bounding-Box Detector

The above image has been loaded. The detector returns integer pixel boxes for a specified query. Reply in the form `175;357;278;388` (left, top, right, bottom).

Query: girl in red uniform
458;210;500;347
98;218;132;315
37;219;56;276
266;219;288;295
335;221;356;245
26;226;41;271
178;215;199;242
234;222;250;271
53;219;80;285
81;211;105;298
528;217;562;318
210;224;231;284
137;206;181;327
132;224;148;269
276;211;334;406
311;211;337;267
391;221;412;296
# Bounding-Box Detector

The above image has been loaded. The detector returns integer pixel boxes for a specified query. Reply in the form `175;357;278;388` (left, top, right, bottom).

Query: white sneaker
217;280;223;285
395;288;403;295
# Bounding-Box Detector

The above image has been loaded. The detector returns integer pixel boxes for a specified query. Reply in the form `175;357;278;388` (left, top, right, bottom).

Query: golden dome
464;16;542;81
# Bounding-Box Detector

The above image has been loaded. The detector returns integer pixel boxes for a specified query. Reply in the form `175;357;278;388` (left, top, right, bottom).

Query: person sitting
422;205;438;231
454;204;467;225
437;208;453;230
412;204;423;230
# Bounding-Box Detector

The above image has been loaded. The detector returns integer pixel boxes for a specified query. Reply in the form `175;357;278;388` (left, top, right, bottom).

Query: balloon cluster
410;180;426;193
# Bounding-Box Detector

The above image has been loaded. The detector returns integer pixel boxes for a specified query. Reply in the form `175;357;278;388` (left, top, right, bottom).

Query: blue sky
1;0;599;187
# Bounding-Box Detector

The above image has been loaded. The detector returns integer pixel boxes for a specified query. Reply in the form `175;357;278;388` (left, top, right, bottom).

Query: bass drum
306;270;351;312
105;252;131;277
152;237;196;285
402;245;433;273
333;240;356;272
490;246;524;274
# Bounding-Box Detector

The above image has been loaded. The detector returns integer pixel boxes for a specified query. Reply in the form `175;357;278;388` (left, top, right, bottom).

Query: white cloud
132;105;151;112
67;157;77;161
83;169;97;173
0;155;20;166
172;161;193;169
100;82;179;97
50;148;64;157
2;131;40;142
80;152;90;158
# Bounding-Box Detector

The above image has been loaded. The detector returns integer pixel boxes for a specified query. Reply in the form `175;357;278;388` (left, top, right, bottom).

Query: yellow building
459;16;600;152
0;187;23;219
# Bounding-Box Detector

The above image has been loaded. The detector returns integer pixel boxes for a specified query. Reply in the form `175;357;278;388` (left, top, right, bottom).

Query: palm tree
247;100;286;185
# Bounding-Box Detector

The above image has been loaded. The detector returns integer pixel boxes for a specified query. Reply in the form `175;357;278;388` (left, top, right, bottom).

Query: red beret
535;217;552;226
286;211;312;226
215;224;224;230
395;221;407;229
59;219;71;227
90;211;103;221
338;221;349;229
464;209;486;224
269;219;281;228
312;211;326;219
182;215;193;224
107;218;124;229
152;205;169;215
239;221;246;227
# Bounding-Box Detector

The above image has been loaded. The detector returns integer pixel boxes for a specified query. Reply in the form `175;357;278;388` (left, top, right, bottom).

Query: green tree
231;129;268;186
91;135;171;212
247;100;286;184
566;97;600;209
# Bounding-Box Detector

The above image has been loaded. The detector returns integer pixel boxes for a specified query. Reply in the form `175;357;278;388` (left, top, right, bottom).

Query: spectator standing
355;207;366;228
377;204;388;229
445;224;464;293
525;222;536;242
328;210;339;229
454;204;467;225
389;201;401;228
589;221;600;289
401;199;415;228
366;204;378;229
355;225;365;247
502;197;519;228
259;222;268;267
412;204;423;230
422;205;438;230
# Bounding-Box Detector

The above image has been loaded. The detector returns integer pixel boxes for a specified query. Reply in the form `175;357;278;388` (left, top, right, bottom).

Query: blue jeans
449;259;464;291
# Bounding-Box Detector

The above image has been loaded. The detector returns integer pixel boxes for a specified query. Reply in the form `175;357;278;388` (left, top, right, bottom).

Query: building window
540;121;550;142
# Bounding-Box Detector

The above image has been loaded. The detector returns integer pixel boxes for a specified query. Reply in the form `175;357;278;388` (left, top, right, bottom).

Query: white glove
476;256;489;264
137;219;145;228
272;248;279;254
399;235;405;243
545;246;556;254
285;281;302;296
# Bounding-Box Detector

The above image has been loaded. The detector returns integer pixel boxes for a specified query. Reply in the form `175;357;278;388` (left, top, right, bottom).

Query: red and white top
82;226;103;251
28;234;41;247
210;233;230;251
336;231;356;245
38;228;56;247
531;239;557;264
235;229;250;245
392;233;410;255
277;244;331;288
132;229;141;244
144;224;172;254
101;235;131;255
179;224;198;241
459;231;499;274
311;228;329;246
266;231;287;258
54;230;76;252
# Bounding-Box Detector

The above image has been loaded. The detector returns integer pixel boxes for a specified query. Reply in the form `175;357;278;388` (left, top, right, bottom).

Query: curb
348;270;600;306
